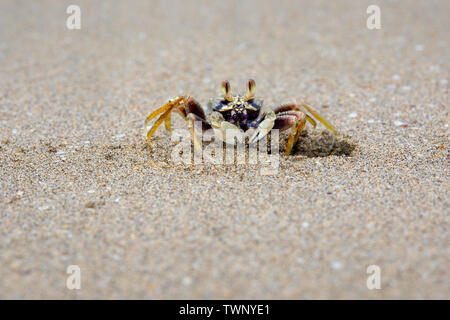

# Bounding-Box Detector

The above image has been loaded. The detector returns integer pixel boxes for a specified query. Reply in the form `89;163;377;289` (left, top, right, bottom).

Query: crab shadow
288;131;356;157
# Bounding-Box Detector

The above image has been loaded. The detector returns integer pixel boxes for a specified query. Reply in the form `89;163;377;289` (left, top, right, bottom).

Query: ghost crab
144;79;336;155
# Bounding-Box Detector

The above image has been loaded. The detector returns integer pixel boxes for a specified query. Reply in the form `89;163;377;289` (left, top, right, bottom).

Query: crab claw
209;111;225;129
250;111;276;143
209;112;243;144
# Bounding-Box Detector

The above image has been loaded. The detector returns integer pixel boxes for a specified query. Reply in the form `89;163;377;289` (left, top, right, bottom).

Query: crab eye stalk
245;79;256;100
221;80;232;101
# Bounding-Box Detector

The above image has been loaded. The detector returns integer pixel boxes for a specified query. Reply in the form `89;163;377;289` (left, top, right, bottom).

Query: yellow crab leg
305;114;317;129
144;97;185;127
146;107;174;141
285;117;306;155
293;117;307;146
301;104;336;134
145;103;171;127
164;114;172;132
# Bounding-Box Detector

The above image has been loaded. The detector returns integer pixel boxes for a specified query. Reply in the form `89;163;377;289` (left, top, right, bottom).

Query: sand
0;0;448;299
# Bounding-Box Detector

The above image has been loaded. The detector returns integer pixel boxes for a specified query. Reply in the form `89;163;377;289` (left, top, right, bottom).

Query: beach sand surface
0;0;448;298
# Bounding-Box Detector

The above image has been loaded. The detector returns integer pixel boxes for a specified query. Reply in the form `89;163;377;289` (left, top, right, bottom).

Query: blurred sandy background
0;0;448;299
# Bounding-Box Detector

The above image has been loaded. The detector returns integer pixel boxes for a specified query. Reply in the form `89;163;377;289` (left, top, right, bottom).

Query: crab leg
145;97;185;128
164;114;172;132
275;103;336;153
290;117;306;155
146;106;175;140
274;103;335;134
186;113;204;151
145;96;211;147
273;114;306;155
305;114;317;128
300;104;336;134
145;97;186;141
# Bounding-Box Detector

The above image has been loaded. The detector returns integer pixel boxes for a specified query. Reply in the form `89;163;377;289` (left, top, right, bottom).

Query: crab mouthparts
230;108;248;124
